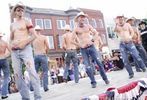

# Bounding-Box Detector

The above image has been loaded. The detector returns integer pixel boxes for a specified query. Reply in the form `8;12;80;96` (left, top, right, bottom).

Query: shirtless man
127;18;147;71
32;25;49;92
114;16;146;79
62;24;79;83
73;12;109;88
10;2;41;100
0;32;11;99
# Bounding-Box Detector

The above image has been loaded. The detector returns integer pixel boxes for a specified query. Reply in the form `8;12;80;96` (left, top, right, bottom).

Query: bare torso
0;40;9;59
11;18;30;48
62;32;77;50
33;35;47;55
116;23;133;42
75;24;93;48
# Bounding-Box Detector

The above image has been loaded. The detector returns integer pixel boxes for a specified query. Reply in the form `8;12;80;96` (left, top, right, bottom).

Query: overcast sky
0;0;147;40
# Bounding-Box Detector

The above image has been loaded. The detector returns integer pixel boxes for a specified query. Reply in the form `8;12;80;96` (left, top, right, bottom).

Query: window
44;19;52;29
57;35;63;48
101;34;107;44
85;18;89;24
91;18;97;28
69;19;75;30
48;36;54;49
98;19;104;28
57;20;66;29
35;19;43;29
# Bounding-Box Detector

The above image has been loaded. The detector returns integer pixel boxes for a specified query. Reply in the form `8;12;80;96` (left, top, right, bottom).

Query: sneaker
104;80;110;84
91;83;96;88
136;69;142;72
1;96;8;99
142;68;146;72
44;88;49;92
129;74;134;79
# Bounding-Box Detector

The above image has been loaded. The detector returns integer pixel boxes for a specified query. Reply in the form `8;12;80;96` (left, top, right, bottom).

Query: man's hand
11;39;28;50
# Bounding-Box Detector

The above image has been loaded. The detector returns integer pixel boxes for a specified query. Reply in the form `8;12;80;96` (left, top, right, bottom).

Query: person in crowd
72;12;110;88
114;15;146;79
0;32;11;99
32;25;49;92
10;2;41;100
62;24;79;83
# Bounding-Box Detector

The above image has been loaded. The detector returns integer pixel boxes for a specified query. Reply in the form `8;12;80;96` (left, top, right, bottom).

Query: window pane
48;36;54;49
58;35;63;48
35;19;43;29
70;20;75;30
44;19;52;29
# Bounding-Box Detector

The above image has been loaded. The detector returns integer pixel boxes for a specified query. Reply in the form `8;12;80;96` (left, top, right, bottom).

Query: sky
0;0;147;40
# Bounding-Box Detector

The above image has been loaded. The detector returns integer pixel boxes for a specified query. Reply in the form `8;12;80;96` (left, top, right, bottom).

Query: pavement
6;68;147;100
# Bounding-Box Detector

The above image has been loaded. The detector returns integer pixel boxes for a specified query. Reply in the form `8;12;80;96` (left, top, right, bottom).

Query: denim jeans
0;59;10;96
34;55;49;91
63;50;79;83
11;45;41;100
80;45;108;85
120;42;146;76
135;43;147;67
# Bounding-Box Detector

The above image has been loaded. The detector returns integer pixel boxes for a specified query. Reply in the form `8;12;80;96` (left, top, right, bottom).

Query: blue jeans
34;55;49;91
135;43;147;67
80;45;108;85
11;45;41;100
120;42;146;76
63;50;79;83
0;59;10;97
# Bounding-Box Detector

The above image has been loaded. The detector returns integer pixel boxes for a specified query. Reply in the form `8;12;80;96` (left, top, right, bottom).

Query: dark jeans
120;42;146;76
34;55;49;91
0;59;10;96
80;45;108;85
63;50;79;83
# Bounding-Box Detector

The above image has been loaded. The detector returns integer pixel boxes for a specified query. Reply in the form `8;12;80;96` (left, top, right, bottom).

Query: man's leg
136;44;147;67
120;43;134;78
1;59;10;99
63;53;70;83
89;45;109;84
11;51;30;100
81;48;96;88
22;45;41;100
40;55;49;91
72;52;79;83
128;43;146;72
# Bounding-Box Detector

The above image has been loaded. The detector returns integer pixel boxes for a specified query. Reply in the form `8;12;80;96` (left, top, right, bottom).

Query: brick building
10;6;108;67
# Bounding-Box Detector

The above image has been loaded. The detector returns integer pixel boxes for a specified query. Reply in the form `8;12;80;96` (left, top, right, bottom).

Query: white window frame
48;36;54;49
91;18;97;28
35;19;44;29
69;19;75;30
44;19;52;29
98;19;104;28
57;20;66;29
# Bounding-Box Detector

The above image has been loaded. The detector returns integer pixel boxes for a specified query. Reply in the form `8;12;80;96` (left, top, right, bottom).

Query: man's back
33;35;47;55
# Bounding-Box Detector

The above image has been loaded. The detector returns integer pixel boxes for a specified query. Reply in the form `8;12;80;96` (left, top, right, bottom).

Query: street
9;68;147;100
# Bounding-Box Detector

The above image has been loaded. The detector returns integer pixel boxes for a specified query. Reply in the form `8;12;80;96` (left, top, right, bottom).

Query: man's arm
25;19;37;45
127;23;134;38
89;25;99;42
61;35;67;50
44;37;50;54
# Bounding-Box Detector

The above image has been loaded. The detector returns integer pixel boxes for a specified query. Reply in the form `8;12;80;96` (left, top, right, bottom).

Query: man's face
140;24;146;30
77;15;86;24
15;7;24;17
118;17;125;25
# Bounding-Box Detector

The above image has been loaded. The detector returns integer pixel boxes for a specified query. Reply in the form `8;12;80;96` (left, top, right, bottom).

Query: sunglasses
16;9;24;12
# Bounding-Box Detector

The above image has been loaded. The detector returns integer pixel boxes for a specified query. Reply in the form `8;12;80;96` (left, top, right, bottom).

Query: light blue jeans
0;59;10;97
34;55;49;91
11;45;41;100
120;42;146;76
